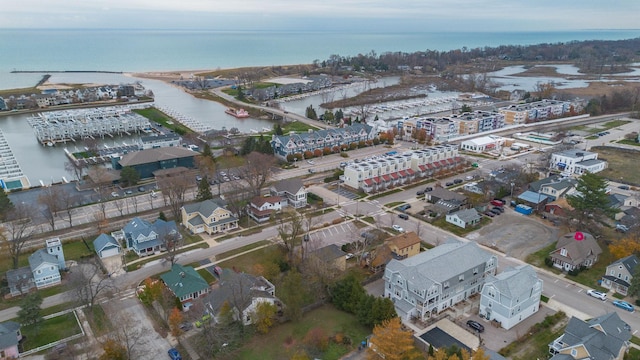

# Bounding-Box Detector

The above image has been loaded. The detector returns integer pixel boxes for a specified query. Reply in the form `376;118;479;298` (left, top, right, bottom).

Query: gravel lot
466;206;560;260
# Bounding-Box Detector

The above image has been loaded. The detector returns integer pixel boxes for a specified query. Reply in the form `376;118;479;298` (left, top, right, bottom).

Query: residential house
309;244;347;272
446;208;481;229
181;199;239;234
93;234;122;259
123;217;181;257
270;178;307;208
204;271;278;326
114;147;197;179
425;187;469;215
549;312;631;360
248;196;286;223
6;238;65;297
516;190;550;212
0;321;21;360
549;232;602;272
544;197;574;217
480;265;543;330
368;231;421;273
529;175;578;201
601;255;639;296
384;241;498;321
549;149;607;176
160;264;210;306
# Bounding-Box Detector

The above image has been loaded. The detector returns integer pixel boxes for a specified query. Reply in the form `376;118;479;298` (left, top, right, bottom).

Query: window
443;281;449;289
571;349;577;357
473;267;478;275
459;275;464;282
560;248;567;257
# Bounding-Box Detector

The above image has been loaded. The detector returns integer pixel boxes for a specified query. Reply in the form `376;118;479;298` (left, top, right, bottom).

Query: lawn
218;244;284;274
429;217;490;237
133;107;193;135
618;139;640;147
279;121;320;134
21;312;83;351
63;240;94;260
227;304;370;360
500;312;566;360
197;269;217;285
594;146;640;185
368;188;403;200
216;240;271;261
525;242;557;268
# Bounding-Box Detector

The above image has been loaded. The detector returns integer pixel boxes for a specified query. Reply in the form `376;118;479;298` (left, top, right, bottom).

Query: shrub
332;218;344;225
349;142;358;150
294;153;303;161
544;257;554;268
358;140;366;148
313;149;323;157
341;144;348;151
286;154;295;163
373;137;380;145
323;147;331;156
332;146;340;153
304;327;329;352
340;152;349;158
304;150;313;159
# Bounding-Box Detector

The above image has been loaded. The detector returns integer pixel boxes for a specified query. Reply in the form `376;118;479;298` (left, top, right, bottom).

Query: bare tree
238;152;276;197
158;174;192;220
101;312;147;360
130;195;140;214
159;226;183;266
59;190;81;228
64;159;85;182
113;198;126;217
276;209;304;266
67;258;116;310
1;202;34;269
38;186;62;230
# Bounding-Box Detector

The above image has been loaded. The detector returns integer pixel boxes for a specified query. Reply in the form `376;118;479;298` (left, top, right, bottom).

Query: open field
592;146;640;186
223;304;369;360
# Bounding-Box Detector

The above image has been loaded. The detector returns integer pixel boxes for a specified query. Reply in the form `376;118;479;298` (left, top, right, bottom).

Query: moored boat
225;108;250;118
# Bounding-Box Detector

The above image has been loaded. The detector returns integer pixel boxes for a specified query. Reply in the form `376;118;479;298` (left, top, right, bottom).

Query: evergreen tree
201;143;213;158
120;166;140;187
196;175;213;202
274;123;284;135
335;109;344;122
0;189;13;220
305;105;318;120
236;85;245;100
18;293;43;328
566;172;614;228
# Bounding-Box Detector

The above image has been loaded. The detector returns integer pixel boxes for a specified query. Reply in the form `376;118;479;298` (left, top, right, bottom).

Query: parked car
195;175;202;182
612;300;634;312
125;190;133;195
490;200;504;207
179;322;193;331
308;169;316;173
490;209;502;216
424;186;433;192
466;320;485;333
484;211;495;218
492;206;504;213
465;175;474;181
212;266;223;276
307;160;315;165
616;224;630;233
398;213;409;220
195;313;212;327
345;253;354;260
392;225;404;232
168;348;182;360
416;190;425;196
586;289;607;301
453;179;463;184
397;204;411;211
111;191;119;198
138;186;145;192
445;182;454;187
618;185;630;190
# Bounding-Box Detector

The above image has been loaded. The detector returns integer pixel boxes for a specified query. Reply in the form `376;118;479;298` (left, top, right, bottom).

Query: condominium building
499;99;571;125
341;145;461;193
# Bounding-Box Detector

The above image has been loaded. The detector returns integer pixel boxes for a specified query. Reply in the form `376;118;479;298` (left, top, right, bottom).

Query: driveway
101;296;172;360
466;207;559;260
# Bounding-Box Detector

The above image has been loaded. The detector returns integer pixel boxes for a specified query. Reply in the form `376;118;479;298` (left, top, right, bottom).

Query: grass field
225;304;369;360
133;107;193;135
592;146;640;186
21;312;82;351
217;244;283;274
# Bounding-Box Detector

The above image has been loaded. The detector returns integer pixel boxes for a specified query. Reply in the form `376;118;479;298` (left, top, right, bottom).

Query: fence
19;309;85;357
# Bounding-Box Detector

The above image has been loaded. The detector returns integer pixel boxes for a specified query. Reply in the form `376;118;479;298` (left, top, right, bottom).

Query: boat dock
28;106;151;146
157;107;213;134
0;129;30;190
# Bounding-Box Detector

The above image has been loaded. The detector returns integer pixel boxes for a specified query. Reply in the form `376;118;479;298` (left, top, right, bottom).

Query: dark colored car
492;206;504;213
453;179;463;184
138;186;145;192
619;185;630;190
179;322;193;331
397;204;411;211
490;209;501;215
484;211;495;217
445;182;454;187
466;320;485;333
398;213;409;220
168;348;182;360
416;190;425;196
425;186;433;192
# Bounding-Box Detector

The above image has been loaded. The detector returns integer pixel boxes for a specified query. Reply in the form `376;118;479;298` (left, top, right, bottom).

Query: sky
1;0;639;32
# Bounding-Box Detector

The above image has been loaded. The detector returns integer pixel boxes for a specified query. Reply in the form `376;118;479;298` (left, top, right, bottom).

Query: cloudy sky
2;0;639;31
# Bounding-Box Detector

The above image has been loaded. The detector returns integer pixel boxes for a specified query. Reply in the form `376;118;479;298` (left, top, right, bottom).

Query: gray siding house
601;255;639;296
479;265;542;330
383;241;497;321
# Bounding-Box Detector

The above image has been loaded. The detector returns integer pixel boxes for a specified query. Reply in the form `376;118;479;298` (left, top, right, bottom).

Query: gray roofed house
550;231;602;272
28;248;61;289
123;217;180;257
601;254;639;296
480;265;542;330
204;271;278;326
445;208;481;228
549;312;631;360
0;321;22;359
425;187;467;204
384;240;497;321
93;233;122;259
181;199;239;235
270;178;307;208
5;267;35;297
310;244;347;272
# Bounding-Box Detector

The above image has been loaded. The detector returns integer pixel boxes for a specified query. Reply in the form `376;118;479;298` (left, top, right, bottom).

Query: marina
27;105;151;146
0;129;29;190
157;106;214;133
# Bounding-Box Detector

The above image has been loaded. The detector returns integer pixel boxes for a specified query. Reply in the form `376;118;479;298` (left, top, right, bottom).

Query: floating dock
28;105;151;146
0;129;30;190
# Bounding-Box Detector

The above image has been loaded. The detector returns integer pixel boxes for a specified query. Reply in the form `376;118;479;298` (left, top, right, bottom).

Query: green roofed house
160;264;210;307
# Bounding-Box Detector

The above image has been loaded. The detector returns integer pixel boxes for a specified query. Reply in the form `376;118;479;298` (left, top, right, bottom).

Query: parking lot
466;206;560;260
306;220;362;248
